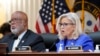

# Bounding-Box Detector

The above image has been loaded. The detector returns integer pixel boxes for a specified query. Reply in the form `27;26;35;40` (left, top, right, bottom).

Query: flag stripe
47;22;52;33
36;16;46;33
94;14;100;32
36;21;41;33
44;24;50;33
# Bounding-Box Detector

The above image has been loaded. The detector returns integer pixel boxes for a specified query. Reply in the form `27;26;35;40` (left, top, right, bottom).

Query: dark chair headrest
40;33;58;48
88;31;100;49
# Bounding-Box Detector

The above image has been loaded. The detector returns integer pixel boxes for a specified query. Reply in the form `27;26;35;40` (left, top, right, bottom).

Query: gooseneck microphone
49;38;59;51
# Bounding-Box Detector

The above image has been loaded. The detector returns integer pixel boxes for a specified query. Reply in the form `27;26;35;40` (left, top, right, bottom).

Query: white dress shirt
12;30;27;52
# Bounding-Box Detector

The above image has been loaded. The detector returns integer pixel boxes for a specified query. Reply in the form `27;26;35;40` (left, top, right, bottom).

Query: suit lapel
18;30;30;46
8;34;16;52
9;39;14;52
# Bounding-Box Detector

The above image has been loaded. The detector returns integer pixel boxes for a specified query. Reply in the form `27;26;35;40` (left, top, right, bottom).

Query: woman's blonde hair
56;12;83;39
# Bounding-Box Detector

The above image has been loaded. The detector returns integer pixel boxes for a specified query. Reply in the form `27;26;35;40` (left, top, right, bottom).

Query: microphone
49;38;59;51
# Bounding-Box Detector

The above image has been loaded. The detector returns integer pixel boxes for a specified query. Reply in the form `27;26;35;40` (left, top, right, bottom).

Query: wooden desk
8;52;100;56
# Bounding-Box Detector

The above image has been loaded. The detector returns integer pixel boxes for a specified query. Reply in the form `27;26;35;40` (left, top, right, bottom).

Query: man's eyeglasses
59;23;75;27
10;18;22;23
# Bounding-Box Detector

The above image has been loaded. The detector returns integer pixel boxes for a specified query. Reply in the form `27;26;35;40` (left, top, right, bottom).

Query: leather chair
88;31;100;49
40;33;58;51
40;32;100;51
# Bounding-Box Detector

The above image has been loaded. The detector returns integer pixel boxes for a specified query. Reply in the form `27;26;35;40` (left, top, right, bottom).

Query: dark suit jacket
0;29;46;52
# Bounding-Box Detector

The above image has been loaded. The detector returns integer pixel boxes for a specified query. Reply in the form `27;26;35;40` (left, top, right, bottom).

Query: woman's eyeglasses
59;23;75;27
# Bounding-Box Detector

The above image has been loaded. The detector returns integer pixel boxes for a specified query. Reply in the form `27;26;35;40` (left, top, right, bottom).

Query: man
0;11;46;52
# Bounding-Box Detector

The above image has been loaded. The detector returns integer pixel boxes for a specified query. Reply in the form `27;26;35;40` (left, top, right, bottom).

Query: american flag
35;0;69;33
94;15;100;32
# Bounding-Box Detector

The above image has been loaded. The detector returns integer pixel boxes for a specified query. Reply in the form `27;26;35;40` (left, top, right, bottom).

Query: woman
56;12;94;52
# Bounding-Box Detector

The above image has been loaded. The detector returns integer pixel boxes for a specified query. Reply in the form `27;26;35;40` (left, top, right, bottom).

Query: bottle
58;44;63;52
94;45;100;52
45;49;49;52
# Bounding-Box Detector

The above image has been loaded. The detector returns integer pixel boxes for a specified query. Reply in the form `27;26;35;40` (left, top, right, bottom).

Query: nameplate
65;46;82;50
15;46;31;51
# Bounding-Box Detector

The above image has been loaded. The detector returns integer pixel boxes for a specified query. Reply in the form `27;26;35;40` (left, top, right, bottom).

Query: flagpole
81;0;84;31
51;0;56;33
65;0;74;12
